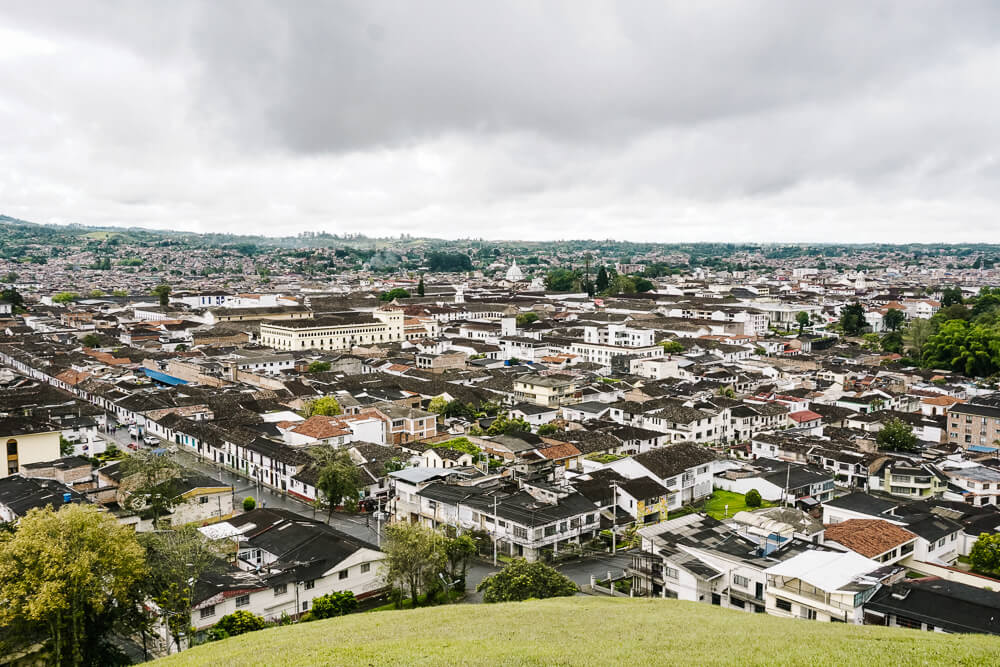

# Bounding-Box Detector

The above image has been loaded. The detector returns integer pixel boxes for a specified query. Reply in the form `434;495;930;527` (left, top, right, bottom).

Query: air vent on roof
890;588;910;601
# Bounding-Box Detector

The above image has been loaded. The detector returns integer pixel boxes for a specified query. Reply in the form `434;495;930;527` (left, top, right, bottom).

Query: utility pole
611;482;617;555
492;494;499;567
784;463;791;508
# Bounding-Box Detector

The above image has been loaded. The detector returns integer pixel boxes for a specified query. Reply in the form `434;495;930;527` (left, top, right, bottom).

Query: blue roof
968;445;998;453
143;368;188;386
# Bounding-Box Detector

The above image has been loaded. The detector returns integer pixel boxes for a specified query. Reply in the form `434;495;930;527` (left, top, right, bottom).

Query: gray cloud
2;1;1000;240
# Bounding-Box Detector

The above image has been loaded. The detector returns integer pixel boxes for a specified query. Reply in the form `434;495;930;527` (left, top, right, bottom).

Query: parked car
128;426;139;437
127;442;138;451
143;434;158;446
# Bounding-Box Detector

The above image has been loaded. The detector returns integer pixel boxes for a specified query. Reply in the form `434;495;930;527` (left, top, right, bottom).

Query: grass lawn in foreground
152;597;1000;667
703;489;774;520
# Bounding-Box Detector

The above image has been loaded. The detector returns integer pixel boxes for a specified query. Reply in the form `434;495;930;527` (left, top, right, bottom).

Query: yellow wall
4;431;60;478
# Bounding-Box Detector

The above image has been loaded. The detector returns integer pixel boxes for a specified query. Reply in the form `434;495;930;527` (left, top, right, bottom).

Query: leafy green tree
383;523;447;609
208;610;265;641
660;340;684;354
308;591;358;619
417;275;425;297
112;289;128;297
839;302;866;336
1;272;18;283
139;526;225;651
444;534;477;588
477;559;578;603
120;450;182;527
969;533;1000;575
379;288;411;301
537;423;558;436
81;333;101;348
516;312;539;326
242;496;256;512
1;287;24;311
152;283;171;307
52;291;78;304
796;311;810;335
304;396;342;417
595;266;610;293
922;320;1000;377
544;268;579;292
486;412;531;436
881;331;904;354
941;286;964;306
632;276;654;293
427;396;450;416
907;318;933;357
876;418;918;452
883;308;905;332
307;361;331;373
745;489;762;508
0;504;147;666
309;447;361;520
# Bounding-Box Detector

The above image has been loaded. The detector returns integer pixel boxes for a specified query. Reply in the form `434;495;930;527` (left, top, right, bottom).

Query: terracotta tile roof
823;519;916;558
55;369;91;385
923;395;963;407
789;409;823;423
290;416;352;440
537;443;582;460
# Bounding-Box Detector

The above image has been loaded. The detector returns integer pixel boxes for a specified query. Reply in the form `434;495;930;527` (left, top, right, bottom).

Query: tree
921;320;1000;377
119;450;183;528
544;268;579;292
308;591;358;619
1;286;24;311
660;340;684;354
477;559;578;603
796;311;810;335
152;284;171;307
383;522;447;609
209;610;265;641
242;496;256;512
486;412;531;436
81;333;101;348
307;361;331;373
139;526;225;652
876;418;918;452
883;308;905;332
632;276;654;293
745;489;762;508
969;533;1000;575
444;534;477;588
1;271;18;283
881;331;904;354
0;504;147;666
52;291;78;304
839;302;866;336
941;286;964;307
537;423;558;436
427;396;450;417
907;318;933;357
516;312;539;327
417;275;425;297
310;447;361;520
112;289;128;297
379;288;410;301
303;396;342;417
595;266;610;293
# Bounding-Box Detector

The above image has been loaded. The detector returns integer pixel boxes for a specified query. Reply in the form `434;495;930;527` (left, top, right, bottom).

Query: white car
128;426;139;437
143;434;159;446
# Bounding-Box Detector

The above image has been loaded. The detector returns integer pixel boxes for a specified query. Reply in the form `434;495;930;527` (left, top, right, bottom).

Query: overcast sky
2;2;1000;242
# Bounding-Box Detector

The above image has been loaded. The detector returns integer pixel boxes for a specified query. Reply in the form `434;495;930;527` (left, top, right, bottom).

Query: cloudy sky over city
2;2;1000;242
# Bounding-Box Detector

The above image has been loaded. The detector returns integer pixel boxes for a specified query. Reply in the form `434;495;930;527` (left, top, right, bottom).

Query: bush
476;558;578;603
209;610;265;641
745;489;762;508
309;591;358;619
243;496;256;512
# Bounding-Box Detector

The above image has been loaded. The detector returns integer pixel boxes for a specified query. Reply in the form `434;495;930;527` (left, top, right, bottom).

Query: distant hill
151;597;998;666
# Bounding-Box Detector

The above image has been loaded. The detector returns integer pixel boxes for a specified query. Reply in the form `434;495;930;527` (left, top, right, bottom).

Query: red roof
788;409;822;423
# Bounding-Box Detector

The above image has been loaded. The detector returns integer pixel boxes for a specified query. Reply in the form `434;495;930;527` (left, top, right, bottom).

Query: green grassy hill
152;597;1000;666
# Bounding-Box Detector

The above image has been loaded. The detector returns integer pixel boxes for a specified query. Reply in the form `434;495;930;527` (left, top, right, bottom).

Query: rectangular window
776;598;792;612
304;579;316;590
273;584;287;596
235;594;249;608
200;605;215;619
733;574;750;588
361;563;371;574
663;566;679;579
339;569;349;580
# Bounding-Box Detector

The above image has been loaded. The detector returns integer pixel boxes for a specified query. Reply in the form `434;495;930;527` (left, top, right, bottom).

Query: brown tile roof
55;369;91;385
823;519;916;558
290;416;351;440
537;443;582;460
